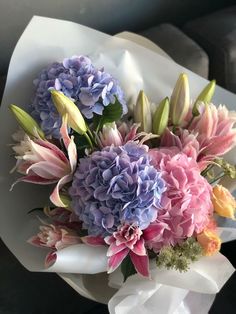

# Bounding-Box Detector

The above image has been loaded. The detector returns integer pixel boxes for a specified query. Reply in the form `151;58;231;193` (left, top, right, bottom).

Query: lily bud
99;122;123;147
192;80;216;116
134;90;152;132
9;104;45;139
152;97;169;135
170;73;190;126
51;90;87;135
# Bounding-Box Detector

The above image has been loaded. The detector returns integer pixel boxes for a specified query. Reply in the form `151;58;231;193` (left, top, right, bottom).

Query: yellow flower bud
134;90;152;132
9;104;45;139
152;97;169;135
170;73;190;126
51;90;87;135
212;185;236;220
192;80;216;116
197;229;221;256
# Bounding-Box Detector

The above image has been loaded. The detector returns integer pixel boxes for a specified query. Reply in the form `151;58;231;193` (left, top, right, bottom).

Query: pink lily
28;222;81;251
11;114;77;207
104;224;161;277
97;122;123;148
189;103;236;156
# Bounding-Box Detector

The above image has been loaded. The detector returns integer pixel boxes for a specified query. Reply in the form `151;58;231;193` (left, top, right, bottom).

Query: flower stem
201;163;214;177
87;128;94;140
84;132;94;149
209;172;225;185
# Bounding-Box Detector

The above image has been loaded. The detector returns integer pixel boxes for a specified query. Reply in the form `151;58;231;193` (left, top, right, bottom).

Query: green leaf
101;97;123;125
73;133;92;156
121;255;137;282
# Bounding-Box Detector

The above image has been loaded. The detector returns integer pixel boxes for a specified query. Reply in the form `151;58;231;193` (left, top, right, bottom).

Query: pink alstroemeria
28;223;81;251
189;103;236;157
104;224;152;277
11;115;77;207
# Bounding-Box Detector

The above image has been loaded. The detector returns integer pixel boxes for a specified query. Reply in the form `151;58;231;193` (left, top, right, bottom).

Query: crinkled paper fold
0;16;235;313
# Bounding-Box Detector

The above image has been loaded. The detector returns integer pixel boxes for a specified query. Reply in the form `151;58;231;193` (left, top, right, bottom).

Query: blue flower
29;56;127;138
78;70;127;119
69;142;166;236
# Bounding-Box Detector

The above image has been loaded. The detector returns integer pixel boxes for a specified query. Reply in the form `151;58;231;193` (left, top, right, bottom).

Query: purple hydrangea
69;142;166;237
30;56;127;138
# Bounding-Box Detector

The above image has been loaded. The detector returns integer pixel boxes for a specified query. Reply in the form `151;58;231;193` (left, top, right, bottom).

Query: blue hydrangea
29;56;127;138
69;142;166;237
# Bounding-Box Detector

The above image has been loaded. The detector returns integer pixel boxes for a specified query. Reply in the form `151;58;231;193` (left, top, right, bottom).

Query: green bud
9;104;45;139
152;97;169;135
51;90;87;135
170;73;190;126
192;80;216;116
134;90;152;132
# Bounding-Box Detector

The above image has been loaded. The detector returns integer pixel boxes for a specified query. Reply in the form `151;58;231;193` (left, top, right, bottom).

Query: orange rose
212;185;236;220
197;229;221;256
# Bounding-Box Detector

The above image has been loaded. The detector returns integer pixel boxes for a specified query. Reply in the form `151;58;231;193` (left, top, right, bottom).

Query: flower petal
50;174;72;207
143;224;164;241
132;238;146;256
27;161;67;179
45;251;57;268
107;242;127;257
107;248;129;273
129;251;149;277
81;236;106;246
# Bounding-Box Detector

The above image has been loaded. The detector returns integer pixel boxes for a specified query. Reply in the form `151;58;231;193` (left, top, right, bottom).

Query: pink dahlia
148;149;213;252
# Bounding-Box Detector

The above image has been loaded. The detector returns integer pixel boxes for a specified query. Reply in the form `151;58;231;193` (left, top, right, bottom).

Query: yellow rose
212;185;236;220
197;230;221;256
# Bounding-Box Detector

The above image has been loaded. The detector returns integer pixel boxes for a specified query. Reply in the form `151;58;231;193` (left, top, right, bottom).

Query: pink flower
148;149;213;252
189;103;236;157
98;122;123;147
104;224;150;277
11;115;77;207
44;206;82;230
160;128;214;170
28;223;81;251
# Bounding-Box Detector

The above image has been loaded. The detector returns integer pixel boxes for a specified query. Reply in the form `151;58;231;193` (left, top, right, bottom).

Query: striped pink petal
132;238;146;256
107;242;127;257
26;161;68;179
81;236;106;246
50;174;72;207
107;248;129;273
130;251;149;277
143;224;164;241
45;251;57;268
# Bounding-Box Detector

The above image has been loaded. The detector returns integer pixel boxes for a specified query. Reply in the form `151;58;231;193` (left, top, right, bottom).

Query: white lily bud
134;90;152;132
192;80;216;116
152;97;169;135
170;73;190;126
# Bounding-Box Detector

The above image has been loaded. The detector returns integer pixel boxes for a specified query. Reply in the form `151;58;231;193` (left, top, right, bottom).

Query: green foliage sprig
156;238;203;272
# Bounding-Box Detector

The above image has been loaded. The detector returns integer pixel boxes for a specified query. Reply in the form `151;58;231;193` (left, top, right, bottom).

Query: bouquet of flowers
1;16;236;314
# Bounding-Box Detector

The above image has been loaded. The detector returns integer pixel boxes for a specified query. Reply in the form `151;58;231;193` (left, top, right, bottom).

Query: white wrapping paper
0;16;235;313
